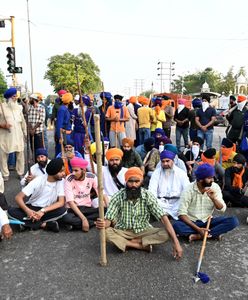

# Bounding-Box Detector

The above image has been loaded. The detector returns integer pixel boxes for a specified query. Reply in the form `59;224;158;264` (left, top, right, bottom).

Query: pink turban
178;98;186;105
70;157;88;169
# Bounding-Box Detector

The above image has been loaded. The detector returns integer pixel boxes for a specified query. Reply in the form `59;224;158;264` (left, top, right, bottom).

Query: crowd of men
1;87;248;260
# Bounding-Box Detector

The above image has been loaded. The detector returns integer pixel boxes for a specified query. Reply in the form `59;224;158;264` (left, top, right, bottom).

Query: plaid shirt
28;104;46;134
105;187;165;233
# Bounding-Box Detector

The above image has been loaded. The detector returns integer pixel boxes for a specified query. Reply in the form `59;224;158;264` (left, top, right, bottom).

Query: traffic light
6;47;16;73
6;47;23;73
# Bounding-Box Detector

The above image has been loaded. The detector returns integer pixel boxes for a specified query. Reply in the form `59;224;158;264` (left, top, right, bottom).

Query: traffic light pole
10;16;17;86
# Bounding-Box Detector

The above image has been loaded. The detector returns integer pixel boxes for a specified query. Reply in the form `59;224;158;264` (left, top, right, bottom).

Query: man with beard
102;148;127;197
62;157;108;231
222;153;248;207
173;164;239;242
28;94;46;153
8;158;67;233
96;167;183;258
149;150;190;220
0;88;26;181
105;94;130;148
20;148;50;187
121;138;144;171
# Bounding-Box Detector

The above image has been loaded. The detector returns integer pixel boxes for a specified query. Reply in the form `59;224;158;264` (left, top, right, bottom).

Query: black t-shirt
196;106;216;129
174;107;190;128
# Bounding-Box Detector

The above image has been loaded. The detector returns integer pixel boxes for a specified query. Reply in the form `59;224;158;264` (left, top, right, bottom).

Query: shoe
3;176;9;182
45;221;59;233
65;224;73;231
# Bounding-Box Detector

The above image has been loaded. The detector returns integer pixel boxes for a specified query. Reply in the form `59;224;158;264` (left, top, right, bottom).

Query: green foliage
0;69;7;97
171;67;247;96
140;89;154;98
44;52;102;95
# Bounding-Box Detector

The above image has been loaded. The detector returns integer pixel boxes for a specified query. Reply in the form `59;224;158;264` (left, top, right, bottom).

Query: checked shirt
28;104;46;134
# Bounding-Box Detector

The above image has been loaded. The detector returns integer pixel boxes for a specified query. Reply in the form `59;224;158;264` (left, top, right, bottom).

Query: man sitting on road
20;148;50;187
8;158;67;232
96;167;183;259
149;150;190;220
173;164;239;242
0;171;13;241
61;157;108;231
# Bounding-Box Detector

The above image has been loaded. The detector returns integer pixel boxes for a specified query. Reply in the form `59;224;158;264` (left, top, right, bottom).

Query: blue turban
35;148;48;157
66;138;74;146
154;128;165;137
160;150;176;161
194;163;215;180
82;95;91;106
4;88;17;99
192;98;202;108
100;92;112;101
164;144;178;154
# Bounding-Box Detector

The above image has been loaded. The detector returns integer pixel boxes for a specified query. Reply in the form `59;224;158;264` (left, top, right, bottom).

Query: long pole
94;114;107;266
10;16;16;86
26;0;34;92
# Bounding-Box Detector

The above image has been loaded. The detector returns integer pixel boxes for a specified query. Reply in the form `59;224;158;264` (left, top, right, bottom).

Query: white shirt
0;207;9;230
0;171;4;194
102;166;127;197
23;175;65;207
149;164;190;219
20;161;50;187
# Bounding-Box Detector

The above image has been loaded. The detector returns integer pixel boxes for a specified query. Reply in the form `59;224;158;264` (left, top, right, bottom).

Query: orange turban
122;138;134;147
129;96;137;104
161;100;171;109
125;167;144;182
138;96;150;106
237;95;247;102
62;93;73;104
106;148;123;161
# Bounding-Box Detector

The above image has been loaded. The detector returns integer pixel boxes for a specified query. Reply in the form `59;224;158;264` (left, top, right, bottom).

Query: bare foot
189;234;202;242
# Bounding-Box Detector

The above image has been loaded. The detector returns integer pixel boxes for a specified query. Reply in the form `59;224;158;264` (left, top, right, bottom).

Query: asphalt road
1;125;248;300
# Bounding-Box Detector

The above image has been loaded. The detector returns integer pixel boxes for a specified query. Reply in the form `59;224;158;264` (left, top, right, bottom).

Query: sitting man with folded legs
173;163;239;242
8;158;67;232
96;167;183;259
61;157;108;231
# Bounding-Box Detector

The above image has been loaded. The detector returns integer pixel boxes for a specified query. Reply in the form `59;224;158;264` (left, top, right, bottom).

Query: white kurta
125;103;137;140
102;166;128;197
0;101;26;153
0;207;9;231
149;164;190;219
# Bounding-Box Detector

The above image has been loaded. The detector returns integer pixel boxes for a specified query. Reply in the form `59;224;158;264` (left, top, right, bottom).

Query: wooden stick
94;114;107;266
196;216;212;273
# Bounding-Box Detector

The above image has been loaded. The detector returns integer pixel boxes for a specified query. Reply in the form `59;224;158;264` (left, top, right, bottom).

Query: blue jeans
189;128;198;141
139;128;151;145
8;152;16;167
197;129;214;149
176;127;189;152
173;216;239;238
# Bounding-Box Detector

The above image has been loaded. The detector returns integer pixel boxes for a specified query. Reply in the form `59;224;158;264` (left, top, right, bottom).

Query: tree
44;52;102;95
219;66;236;95
0;69;7;98
140;89;154;98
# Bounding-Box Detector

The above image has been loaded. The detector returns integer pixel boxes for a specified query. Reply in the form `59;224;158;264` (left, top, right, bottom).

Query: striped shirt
28;104;46;134
178;182;226;222
105;187;165;233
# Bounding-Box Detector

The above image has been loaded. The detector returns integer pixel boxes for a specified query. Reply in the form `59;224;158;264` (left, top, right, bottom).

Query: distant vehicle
214;108;228;126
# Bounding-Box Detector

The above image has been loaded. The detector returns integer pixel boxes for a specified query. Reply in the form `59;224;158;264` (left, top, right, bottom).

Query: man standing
195;94;216;149
174;98;190;152
162;96;174;138
149;150;190;219
8;158;67;232
137;97;153;145
28;93;46;152
0;88;26;181
96;167;183;258
173;164;239;241
105;95;130;148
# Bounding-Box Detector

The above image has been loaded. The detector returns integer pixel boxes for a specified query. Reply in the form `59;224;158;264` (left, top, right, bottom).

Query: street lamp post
27;0;34;93
157;61;175;93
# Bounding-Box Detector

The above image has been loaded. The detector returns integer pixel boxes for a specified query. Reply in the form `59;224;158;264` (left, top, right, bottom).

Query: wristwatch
40;208;46;213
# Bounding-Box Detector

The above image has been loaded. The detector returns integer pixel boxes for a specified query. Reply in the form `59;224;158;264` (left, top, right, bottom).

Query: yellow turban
62;93;73;104
106;148;123;161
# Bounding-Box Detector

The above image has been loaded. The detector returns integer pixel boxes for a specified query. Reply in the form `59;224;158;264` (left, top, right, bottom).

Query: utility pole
27;0;34;93
157;61;175;93
134;79;144;96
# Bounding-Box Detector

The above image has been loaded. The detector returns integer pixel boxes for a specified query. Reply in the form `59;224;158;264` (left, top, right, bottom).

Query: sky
1;0;248;97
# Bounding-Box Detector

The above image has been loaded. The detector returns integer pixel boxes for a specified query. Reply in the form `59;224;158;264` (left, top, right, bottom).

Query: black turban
46;158;64;176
